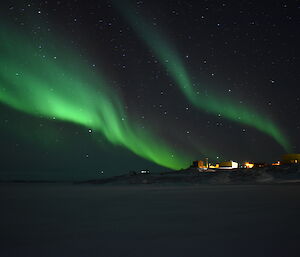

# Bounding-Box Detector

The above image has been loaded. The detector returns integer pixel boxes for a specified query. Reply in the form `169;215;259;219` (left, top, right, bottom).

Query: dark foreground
0;184;300;257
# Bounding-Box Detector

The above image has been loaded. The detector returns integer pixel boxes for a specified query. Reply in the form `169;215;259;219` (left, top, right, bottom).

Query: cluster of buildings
192;153;300;171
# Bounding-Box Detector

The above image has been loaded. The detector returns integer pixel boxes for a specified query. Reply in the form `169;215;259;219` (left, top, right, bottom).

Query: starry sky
0;0;299;180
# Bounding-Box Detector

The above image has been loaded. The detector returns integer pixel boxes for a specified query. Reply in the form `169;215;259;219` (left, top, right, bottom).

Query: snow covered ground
1;184;300;257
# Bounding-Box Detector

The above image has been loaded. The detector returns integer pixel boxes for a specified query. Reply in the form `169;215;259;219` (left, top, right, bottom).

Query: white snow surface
1;183;300;257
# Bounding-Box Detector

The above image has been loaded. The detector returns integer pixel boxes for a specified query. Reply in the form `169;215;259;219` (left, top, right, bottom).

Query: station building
281;154;300;164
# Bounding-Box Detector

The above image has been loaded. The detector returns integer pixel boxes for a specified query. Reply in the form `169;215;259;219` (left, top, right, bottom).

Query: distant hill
79;164;300;185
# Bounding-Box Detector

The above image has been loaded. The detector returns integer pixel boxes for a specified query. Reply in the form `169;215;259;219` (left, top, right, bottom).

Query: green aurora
113;1;291;152
0;26;191;170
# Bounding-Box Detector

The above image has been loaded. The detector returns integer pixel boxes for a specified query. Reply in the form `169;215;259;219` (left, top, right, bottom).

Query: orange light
272;161;280;166
245;162;254;168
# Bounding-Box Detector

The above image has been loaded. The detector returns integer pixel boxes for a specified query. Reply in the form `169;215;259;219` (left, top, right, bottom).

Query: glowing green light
0;26;190;170
113;0;291;152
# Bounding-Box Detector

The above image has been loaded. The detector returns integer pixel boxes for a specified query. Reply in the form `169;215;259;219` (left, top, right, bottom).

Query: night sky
0;0;299;180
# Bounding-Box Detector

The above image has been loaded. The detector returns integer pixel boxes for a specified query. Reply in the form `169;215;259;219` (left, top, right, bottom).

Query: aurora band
113;0;291;152
0;26;191;170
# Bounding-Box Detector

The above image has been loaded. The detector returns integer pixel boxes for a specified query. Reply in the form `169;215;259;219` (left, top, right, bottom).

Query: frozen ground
1;184;300;257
